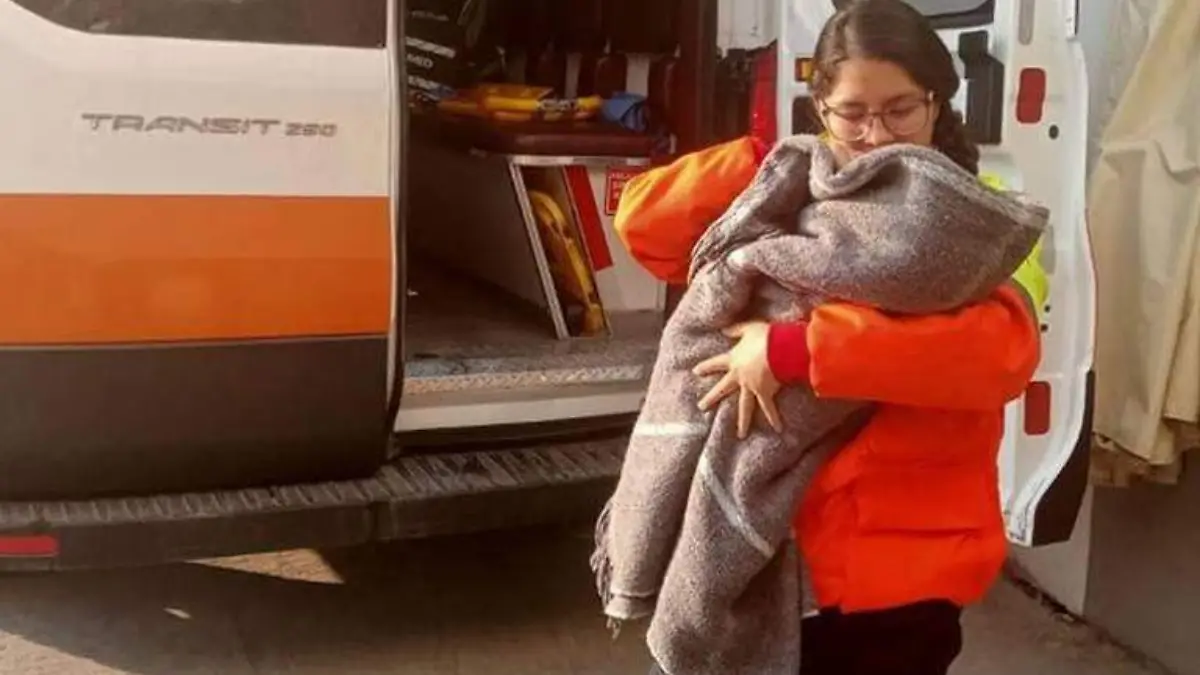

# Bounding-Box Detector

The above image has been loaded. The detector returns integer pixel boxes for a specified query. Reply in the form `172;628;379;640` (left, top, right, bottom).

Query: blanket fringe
590;498;615;619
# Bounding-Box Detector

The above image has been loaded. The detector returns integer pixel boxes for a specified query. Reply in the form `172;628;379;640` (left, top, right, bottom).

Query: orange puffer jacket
615;136;1041;612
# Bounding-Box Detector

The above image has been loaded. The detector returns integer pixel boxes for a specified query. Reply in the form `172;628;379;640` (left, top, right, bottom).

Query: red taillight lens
1024;380;1052;435
1016;67;1047;124
0;534;59;558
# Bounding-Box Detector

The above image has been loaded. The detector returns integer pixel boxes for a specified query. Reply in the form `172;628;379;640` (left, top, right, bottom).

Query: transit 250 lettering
81;113;339;137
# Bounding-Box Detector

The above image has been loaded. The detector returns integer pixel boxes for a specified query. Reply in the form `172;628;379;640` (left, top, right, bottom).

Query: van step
403;338;656;395
0;436;626;571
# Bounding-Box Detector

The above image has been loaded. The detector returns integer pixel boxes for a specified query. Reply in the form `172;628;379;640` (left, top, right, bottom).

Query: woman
622;1;1046;673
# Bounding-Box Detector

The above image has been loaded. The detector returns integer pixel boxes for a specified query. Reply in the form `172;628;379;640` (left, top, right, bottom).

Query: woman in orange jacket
625;2;1044;673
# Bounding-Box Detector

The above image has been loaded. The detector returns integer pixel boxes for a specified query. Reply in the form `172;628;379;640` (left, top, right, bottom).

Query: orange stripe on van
0;194;391;345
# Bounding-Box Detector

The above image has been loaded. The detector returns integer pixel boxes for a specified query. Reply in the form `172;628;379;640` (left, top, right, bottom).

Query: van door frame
387;0;720;421
387;0;409;428
680;0;721;152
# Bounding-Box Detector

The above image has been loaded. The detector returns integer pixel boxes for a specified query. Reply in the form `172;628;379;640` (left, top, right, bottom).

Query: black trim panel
958;29;1005;145
0;337;389;501
1030;370;1095;546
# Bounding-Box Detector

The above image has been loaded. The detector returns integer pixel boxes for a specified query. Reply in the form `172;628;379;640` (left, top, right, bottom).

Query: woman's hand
694;321;784;439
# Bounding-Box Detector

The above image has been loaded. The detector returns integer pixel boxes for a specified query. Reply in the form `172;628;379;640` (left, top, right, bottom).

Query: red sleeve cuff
768;321;811;384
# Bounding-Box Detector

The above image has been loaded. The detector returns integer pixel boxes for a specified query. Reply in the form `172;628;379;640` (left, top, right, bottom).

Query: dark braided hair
810;0;980;175
931;100;980;175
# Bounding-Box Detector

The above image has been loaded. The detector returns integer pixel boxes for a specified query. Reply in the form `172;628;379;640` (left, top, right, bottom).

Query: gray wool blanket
591;135;1048;675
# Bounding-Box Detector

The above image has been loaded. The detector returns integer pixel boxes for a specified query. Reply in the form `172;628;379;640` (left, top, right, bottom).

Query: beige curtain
1089;0;1200;486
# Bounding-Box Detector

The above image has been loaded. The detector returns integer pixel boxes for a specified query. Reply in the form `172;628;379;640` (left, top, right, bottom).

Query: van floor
402;262;657;397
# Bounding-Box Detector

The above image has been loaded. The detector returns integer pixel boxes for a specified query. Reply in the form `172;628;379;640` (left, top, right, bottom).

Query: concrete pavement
0;527;1166;674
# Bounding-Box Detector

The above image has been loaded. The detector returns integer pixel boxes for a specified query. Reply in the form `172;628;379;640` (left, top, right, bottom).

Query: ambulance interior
399;0;732;428
395;0;1073;441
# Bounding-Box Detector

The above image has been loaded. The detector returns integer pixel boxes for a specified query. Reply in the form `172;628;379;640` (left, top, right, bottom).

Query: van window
832;0;994;28
10;0;387;48
906;0;990;15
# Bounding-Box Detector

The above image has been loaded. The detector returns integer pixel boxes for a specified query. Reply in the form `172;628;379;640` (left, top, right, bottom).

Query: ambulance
0;0;1092;568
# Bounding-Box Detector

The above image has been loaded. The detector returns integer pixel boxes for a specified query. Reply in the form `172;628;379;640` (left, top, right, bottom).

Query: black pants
800;600;962;675
648;600;962;675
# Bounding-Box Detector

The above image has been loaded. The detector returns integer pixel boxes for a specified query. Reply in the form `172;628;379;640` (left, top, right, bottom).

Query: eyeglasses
819;92;935;143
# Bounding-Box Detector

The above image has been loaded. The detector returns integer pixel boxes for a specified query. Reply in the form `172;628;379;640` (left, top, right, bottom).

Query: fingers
758;392;783;433
699;372;738;411
693;353;732;377
738;387;754;439
722;322;748;339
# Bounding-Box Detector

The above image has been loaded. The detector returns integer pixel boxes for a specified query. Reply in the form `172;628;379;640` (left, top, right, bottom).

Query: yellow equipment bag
438;84;603;123
527;190;607;336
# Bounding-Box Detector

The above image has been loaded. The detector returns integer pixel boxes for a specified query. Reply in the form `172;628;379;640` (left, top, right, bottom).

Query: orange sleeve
614;136;765;285
806;284;1041;410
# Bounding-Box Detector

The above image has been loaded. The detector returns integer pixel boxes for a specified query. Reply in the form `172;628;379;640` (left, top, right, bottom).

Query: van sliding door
0;0;396;499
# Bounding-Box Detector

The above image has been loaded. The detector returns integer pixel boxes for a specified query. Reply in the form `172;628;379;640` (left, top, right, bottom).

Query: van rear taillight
0;534;59;558
1016;67;1047;124
1024;381;1052;435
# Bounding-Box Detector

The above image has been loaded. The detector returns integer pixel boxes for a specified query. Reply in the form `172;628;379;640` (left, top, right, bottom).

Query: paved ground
0;526;1166;675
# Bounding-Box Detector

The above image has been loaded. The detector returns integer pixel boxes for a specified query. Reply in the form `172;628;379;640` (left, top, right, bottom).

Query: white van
0;0;1091;567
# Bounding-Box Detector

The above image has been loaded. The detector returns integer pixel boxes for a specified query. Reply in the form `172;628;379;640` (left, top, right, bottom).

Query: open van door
774;0;1096;547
